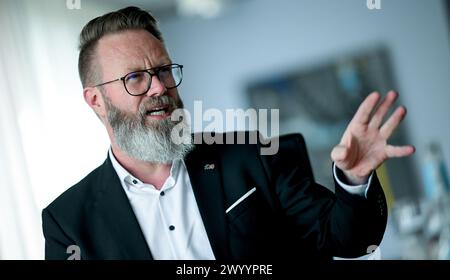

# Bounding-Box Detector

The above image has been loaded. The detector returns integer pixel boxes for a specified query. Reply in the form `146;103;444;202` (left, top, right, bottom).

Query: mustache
138;95;179;116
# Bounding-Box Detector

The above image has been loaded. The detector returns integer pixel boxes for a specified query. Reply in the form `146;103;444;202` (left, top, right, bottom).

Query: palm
332;91;415;181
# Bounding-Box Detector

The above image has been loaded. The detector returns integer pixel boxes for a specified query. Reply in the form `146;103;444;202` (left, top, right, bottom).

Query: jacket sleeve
260;134;388;258
42;208;78;260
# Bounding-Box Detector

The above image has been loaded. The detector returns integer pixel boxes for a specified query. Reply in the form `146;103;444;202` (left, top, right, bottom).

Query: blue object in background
422;143;450;200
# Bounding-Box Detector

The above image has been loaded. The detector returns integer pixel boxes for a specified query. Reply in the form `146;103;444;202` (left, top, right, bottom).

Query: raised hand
331;91;415;185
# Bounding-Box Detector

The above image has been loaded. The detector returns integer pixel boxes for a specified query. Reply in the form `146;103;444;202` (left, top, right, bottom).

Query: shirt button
132;179;137;184
160;191;165;196
169;225;175;231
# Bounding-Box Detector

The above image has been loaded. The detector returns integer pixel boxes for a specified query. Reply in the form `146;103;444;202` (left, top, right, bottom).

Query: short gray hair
78;6;163;88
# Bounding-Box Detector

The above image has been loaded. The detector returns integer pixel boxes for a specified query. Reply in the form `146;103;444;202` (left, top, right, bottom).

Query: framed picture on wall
246;47;420;203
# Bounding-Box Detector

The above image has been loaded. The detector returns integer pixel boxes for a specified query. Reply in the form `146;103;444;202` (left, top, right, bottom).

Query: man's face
91;29;192;163
96;29;182;123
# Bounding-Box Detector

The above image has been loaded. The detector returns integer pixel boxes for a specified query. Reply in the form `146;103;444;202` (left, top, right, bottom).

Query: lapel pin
204;164;215;170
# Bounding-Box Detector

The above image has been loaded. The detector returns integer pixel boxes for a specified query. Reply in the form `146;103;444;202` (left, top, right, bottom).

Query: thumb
331;145;352;170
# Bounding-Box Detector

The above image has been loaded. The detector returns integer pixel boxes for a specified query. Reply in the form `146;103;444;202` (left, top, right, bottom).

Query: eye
125;72;144;83
158;66;173;78
159;66;171;73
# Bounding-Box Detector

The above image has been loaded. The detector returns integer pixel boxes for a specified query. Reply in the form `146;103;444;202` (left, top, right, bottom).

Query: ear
83;87;106;119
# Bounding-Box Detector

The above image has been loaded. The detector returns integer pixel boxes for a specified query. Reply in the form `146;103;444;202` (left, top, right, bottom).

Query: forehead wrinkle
98;30;171;76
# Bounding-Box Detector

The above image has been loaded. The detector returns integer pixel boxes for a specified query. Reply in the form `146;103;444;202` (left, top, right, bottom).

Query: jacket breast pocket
226;187;257;219
226;187;260;237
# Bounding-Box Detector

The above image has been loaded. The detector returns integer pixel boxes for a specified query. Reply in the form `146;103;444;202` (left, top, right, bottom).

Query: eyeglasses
93;63;183;96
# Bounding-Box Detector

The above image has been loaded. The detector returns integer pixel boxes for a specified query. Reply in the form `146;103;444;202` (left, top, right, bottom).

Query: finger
331;145;348;161
331;145;352;169
369;90;398;129
351;92;381;125
386;145;415;158
380;106;407;138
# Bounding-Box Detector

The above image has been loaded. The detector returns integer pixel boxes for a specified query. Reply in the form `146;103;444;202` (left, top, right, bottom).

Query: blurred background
0;0;449;259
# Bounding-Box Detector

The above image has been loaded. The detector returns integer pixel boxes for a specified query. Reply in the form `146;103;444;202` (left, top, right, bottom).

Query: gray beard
104;95;194;164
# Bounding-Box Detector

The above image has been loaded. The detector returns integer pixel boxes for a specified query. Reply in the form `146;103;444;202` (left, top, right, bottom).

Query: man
42;6;414;260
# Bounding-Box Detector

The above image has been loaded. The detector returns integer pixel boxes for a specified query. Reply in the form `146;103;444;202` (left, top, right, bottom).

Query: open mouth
145;104;171;117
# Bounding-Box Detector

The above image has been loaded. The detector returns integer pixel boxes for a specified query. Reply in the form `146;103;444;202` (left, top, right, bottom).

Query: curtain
0;0;113;259
0;0;43;259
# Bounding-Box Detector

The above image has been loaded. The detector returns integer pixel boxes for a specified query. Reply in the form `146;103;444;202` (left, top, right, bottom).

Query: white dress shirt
333;163;373;198
109;149;215;260
109;149;372;260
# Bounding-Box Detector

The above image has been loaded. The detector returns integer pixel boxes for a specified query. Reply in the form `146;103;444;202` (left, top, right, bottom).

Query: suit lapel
90;146;230;260
93;157;153;260
185;145;231;260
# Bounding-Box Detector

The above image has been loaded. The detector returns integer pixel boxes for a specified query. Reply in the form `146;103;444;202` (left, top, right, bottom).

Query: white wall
160;0;450;180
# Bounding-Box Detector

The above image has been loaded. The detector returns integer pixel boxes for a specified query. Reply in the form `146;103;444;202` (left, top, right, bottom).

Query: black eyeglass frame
92;63;184;96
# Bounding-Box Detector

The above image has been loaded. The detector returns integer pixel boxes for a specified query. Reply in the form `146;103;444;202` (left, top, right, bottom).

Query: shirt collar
108;148;183;191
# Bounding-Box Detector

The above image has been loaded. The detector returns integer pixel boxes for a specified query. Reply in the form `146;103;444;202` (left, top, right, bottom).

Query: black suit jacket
42;132;387;260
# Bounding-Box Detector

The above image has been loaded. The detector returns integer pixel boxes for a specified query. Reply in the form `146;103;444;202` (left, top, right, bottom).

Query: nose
145;75;166;97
